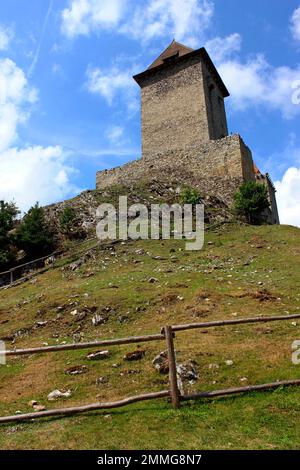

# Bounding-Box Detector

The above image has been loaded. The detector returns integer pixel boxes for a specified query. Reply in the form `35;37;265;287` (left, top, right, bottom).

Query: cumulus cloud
219;55;300;118
205;33;241;63
86;64;138;113
86;65;132;105
0;58;79;211
0;24;13;50
275;167;300;227
0;58;38;152
291;5;300;42
61;0;214;45
121;0;214;45
0;146;79;212
61;0;127;38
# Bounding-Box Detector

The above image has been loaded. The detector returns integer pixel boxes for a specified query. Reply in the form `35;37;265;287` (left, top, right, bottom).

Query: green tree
16;203;55;259
59;206;76;235
234;182;270;224
179;186;201;205
0;200;19;268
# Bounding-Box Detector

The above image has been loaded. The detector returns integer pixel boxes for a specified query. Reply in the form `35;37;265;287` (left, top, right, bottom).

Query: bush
0;200;19;269
16;203;55;259
234;182;270;224
59;206;76;235
179;186;201;205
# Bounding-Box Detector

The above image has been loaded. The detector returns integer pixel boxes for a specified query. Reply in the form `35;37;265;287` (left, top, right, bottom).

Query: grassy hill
0;223;300;450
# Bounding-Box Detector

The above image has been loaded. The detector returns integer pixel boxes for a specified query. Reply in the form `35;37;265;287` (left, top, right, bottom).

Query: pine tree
16;203;55;259
0;200;19;268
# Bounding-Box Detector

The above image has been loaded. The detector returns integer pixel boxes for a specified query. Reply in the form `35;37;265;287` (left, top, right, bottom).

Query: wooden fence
0;237;100;288
1;312;300;424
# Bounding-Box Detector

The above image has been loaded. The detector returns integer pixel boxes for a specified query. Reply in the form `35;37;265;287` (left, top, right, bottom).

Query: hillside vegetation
0;223;300;449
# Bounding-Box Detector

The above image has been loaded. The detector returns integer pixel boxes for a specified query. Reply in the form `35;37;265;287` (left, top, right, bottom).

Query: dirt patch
160;292;181;305
229;289;279;302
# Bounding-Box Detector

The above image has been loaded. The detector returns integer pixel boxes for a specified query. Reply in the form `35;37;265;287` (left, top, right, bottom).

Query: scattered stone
6;427;18;434
48;390;72;401
96;376;109;386
118;315;129;323
153;351;169;374
28;400;38;407
225;360;234;366
73;312;87;322
240;377;248;382
208;363;219;370
92;314;106;326
148;277;159;283
176;362;198;382
87;350;110;360
69;261;82;271
124;350;146;361
64;365;87;375
33;405;46;412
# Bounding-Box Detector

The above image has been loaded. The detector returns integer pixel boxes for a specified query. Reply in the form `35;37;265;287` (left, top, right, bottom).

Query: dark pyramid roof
147;40;194;70
133;40;230;97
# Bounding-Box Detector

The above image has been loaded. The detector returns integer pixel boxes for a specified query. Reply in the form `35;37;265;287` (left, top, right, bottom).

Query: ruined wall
96;134;255;205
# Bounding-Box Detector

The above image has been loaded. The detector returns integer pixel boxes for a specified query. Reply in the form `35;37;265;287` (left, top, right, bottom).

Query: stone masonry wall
96;134;255;205
140;56;211;157
201;61;228;141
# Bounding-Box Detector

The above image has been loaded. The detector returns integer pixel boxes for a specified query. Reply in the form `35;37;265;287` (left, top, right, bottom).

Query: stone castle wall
96;134;255;205
140;55;228;158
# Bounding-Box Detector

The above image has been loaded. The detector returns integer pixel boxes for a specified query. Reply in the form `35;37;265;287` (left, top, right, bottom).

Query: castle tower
133;40;229;158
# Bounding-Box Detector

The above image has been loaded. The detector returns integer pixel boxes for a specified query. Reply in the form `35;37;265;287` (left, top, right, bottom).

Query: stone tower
133;40;229;158
96;40;280;225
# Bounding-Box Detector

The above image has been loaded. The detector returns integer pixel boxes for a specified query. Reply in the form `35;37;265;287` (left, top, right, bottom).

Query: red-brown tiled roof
147;40;194;70
253;164;262;176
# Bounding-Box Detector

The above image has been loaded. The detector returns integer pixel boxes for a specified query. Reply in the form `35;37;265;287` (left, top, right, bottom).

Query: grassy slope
0;223;299;449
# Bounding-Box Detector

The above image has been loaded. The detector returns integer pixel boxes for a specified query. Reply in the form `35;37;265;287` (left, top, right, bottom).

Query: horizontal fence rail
0;313;300;424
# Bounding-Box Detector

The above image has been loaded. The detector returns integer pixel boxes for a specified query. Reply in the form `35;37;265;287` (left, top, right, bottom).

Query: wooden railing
1;312;300;424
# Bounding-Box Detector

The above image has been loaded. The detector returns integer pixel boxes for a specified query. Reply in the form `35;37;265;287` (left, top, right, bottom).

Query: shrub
234;182;270;224
179;186;201;205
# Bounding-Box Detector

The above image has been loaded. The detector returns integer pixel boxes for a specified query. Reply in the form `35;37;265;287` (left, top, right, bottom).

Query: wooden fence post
10;269;13;285
164;325;180;409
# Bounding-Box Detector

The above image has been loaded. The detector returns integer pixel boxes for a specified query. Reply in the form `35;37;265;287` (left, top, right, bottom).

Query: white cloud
0;24;13;50
0;58;79;211
219;55;300;118
106;125;124;144
61;0;214;45
0;146;79;212
86;64;138;113
121;0;214;45
291;5;300;42
86;65;132;105
205;33;241;63
0;58;38;152
61;0;126;38
275;167;300;227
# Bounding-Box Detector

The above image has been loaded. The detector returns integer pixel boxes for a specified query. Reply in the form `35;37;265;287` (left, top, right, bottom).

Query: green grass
0;223;300;449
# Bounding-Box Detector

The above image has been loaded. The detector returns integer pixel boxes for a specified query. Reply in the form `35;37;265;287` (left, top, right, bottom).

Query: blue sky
0;0;300;225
